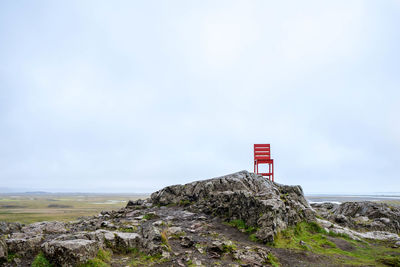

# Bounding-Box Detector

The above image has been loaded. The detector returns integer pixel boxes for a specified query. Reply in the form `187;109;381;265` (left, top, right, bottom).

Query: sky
0;1;399;194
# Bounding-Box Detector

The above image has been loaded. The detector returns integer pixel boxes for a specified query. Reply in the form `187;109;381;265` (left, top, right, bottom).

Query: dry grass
0;193;148;224
161;228;171;251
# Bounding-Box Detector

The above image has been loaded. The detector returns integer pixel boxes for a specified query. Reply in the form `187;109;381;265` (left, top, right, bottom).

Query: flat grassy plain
0;193;148;224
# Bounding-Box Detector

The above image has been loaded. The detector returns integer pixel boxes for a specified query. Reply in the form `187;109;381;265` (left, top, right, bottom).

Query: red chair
254;144;274;182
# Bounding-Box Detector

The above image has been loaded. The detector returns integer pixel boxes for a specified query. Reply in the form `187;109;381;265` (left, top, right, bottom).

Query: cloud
0;1;399;193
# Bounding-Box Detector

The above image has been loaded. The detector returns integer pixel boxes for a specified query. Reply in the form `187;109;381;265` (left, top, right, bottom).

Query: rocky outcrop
317;218;400;242
6;233;43;257
0;222;22;235
2;170;399;266
151;170;315;242
312;201;400;234
21;221;67;235
0;238;7;263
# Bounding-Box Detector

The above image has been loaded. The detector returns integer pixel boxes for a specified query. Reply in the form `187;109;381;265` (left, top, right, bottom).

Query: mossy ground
79;249;112;267
129;248;166;266
225;219;260;242
31;252;53;267
273;221;400;266
267;252;280;267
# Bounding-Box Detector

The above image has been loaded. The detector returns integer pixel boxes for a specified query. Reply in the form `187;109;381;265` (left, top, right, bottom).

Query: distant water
305;194;400;205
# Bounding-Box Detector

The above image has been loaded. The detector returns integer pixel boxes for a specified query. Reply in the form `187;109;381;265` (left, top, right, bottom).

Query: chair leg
269;163;271;181
272;161;274;182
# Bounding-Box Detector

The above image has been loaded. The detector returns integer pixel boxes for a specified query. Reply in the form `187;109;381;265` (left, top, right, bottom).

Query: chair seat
255;159;273;164
258;172;273;176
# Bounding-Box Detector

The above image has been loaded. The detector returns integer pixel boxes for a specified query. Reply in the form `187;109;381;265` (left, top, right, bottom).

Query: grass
7;253;19;263
222;242;237;253
186;259;195;267
267;252;280;267
0;193;147;224
249;233;259;242
377;255;400;266
161;228;172;251
129;248;165;266
178;199;193;206
170;231;185;239
143;213;157;220
226;219;258;234
273;221;400;266
31;252;53;267
118;226;137;232
79;249;112;267
225;219;260;242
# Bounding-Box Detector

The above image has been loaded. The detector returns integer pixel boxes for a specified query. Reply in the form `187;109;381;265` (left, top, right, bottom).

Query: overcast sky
0;1;399;194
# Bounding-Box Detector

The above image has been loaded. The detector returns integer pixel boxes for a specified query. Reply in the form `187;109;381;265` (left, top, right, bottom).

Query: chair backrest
254;144;271;160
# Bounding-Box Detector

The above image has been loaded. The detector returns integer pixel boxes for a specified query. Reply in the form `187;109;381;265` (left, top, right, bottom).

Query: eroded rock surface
151;170;315;242
312;201;400;234
42;239;99;267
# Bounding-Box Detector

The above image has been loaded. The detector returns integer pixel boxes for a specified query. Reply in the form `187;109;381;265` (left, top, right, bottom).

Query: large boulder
42;239;99;267
150;170;314;242
114;232;142;252
140;222;163;254
48;229;146;255
6;233;43;257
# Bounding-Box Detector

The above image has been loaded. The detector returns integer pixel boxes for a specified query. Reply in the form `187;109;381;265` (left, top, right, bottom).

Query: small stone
191;222;203;229
380;217;390;224
13;257;21;265
177;259;186;267
196;246;204;254
169;226;183;234
335;214;349;224
152;220;164;226
181;236;194;248
126;199;144;207
162;251;171;259
208;240;224;255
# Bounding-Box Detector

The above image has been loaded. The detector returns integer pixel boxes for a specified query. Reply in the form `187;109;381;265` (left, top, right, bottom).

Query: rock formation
151;170;315;242
1;170;400;266
311;201;400;234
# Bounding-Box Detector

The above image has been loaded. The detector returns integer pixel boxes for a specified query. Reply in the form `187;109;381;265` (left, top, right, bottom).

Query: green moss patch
129;248;166;266
273;221;400;266
226;219;258;233
266;252;280;267
32;252;53;267
79;249;112;267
